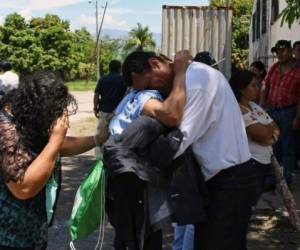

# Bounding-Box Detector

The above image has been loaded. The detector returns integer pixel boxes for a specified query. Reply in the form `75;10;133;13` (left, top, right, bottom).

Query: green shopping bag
69;159;106;241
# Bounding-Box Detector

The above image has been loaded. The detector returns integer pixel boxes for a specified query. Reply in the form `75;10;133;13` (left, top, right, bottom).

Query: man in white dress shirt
122;51;257;250
0;61;19;99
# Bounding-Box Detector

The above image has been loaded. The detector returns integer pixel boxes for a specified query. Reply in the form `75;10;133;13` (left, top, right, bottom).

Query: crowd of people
0;38;299;250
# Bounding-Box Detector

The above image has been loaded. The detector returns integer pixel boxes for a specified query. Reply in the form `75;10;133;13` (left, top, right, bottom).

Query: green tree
73;28;94;79
210;0;253;70
0;12;129;81
0;13;82;79
74;27;94;61
279;0;300;28
0;12;27;44
99;37;125;75
4;12;27;30
124;23;156;52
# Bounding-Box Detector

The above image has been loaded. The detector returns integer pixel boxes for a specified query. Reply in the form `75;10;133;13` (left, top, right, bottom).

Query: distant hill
100;28;161;48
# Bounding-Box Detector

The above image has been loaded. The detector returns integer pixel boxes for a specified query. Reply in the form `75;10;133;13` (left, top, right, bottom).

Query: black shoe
263;183;276;193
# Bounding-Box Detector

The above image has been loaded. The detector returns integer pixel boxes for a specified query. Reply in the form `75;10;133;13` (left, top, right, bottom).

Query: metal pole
96;1;108;79
225;0;231;78
95;0;100;80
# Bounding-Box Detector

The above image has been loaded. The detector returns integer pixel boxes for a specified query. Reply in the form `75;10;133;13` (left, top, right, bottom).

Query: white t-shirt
175;62;251;180
242;101;273;164
0;71;19;96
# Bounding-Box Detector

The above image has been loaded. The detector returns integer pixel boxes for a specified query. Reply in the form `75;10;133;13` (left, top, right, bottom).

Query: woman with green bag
0;70;108;250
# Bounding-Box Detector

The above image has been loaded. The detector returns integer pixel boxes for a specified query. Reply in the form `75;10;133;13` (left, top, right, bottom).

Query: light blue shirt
109;89;163;138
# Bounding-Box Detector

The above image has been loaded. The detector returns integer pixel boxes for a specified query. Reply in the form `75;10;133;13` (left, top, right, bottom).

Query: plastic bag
46;157;62;225
69;159;106;241
45;173;58;224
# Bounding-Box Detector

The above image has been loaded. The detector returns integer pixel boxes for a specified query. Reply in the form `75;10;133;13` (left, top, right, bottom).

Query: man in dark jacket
93;60;126;157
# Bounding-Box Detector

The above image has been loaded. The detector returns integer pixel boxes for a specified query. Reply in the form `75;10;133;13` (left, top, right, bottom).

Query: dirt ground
47;91;300;250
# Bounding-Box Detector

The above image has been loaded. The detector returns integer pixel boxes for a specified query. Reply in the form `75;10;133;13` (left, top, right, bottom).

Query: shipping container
161;5;233;78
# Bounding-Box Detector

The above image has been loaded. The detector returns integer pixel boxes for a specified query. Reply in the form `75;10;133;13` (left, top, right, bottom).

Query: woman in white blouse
229;70;280;201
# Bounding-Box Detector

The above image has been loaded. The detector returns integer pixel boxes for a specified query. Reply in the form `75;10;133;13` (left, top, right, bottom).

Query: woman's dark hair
250;61;266;79
122;51;158;87
229;70;256;102
1;70;77;153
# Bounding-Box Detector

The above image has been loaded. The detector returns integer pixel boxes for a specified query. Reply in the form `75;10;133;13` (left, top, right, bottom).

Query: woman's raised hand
49;112;70;146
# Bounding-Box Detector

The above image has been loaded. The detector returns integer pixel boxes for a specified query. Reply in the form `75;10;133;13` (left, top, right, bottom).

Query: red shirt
262;61;300;107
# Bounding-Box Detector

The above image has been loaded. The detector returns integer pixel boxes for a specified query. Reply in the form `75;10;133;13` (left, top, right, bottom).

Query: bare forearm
156;74;186;126
7;142;60;200
60;136;95;156
248;122;279;145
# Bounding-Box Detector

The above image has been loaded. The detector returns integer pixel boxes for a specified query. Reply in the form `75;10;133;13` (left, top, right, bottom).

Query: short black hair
293;41;300;48
250;61;266;78
109;60;121;73
194;51;216;66
229;70;256;102
122;51;157;86
0;61;12;71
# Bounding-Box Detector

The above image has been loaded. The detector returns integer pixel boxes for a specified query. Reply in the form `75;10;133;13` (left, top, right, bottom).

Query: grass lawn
66;80;97;91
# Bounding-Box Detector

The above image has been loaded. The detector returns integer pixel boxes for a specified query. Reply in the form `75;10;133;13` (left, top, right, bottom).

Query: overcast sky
0;0;209;34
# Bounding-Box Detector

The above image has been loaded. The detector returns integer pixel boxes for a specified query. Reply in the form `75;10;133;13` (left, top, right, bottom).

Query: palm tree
124;23;156;52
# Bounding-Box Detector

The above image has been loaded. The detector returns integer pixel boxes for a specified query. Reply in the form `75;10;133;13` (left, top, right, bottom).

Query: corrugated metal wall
162;5;233;78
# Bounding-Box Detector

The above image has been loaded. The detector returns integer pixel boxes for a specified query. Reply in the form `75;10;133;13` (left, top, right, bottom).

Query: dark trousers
194;160;257;250
253;160;274;202
114;230;162;250
0;246;33;250
107;173;162;250
268;106;297;184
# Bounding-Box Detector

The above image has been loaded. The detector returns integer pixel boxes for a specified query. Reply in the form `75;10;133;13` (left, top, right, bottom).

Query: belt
272;104;296;110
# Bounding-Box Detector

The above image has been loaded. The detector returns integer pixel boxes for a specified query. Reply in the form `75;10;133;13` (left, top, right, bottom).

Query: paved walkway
69;91;94;125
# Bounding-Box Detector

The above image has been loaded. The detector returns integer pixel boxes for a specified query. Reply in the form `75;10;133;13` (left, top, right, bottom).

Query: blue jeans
268;107;297;184
172;224;194;250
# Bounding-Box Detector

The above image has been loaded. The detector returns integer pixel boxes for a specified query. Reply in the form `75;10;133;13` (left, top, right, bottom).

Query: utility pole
225;0;231;78
88;0;101;81
95;0;100;81
96;2;108;80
